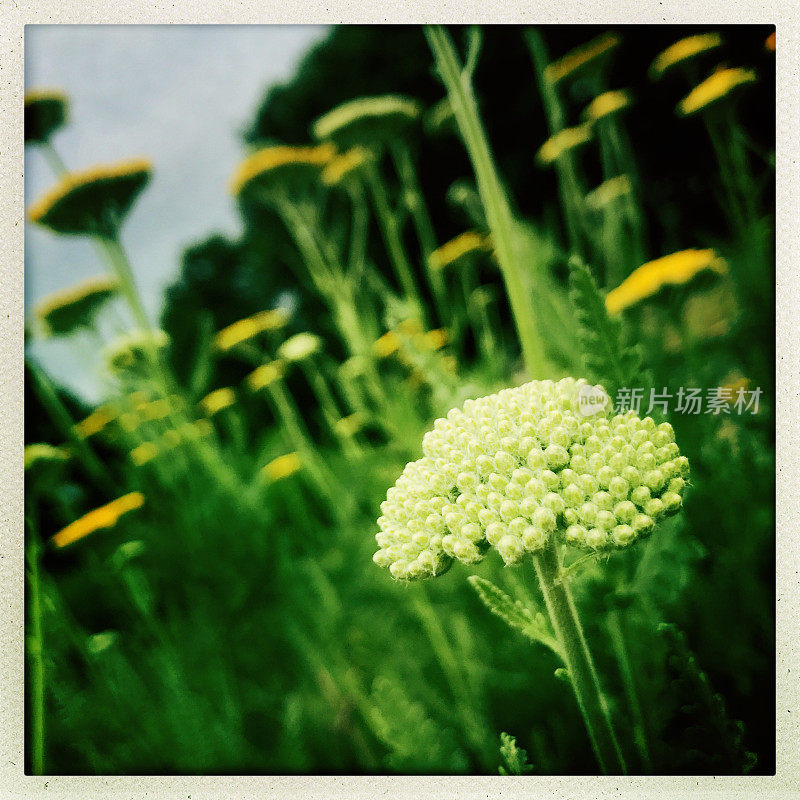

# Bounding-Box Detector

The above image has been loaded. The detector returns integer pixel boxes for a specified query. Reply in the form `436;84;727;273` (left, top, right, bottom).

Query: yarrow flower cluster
374;378;688;580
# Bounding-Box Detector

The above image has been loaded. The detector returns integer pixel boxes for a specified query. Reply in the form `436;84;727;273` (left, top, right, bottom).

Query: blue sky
25;25;329;400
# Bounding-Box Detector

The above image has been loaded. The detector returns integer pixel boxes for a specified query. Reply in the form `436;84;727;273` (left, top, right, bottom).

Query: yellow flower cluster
74;405;116;438
25;443;70;470
375;378;688;580
544;32;621;86
321;147;371;186
605;248;728;314
246;360;285;391
28;157;153;225
52;492;145;548
312;95;421;143
583;90;631;123
278;332;322;363
678;67;757;116
429;231;492;271
586;175;633;211
335;412;366;438
650;33;723;78
200;387;236;417
213;308;291;352
261;452;302;482
35;276;118;323
536;126;593;166
130;442;159;466
373;330;401;358
230;144;335;196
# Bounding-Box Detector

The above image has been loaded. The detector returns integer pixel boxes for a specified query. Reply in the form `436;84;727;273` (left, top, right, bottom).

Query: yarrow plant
375;377;687;579
374;375;689;773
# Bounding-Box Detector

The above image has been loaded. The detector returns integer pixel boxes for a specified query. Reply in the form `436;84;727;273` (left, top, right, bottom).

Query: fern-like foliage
468;575;561;656
656;623;757;774
498;731;534;775
369;674;467;773
567;256;648;399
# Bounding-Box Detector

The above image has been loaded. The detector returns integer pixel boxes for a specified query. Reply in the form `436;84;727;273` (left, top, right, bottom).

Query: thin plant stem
531;538;627;774
26;357;117;495
426;26;548;377
607;608;652;771
363;160;426;320
25;525;46;775
389;142;450;326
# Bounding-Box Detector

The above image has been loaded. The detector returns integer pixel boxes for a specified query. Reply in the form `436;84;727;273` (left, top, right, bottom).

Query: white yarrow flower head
374;378;688;580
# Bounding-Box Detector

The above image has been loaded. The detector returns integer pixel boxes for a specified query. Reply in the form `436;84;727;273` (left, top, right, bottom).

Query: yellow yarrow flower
34;276;118;337
28;157;152;237
678;67;757;116
373;331;401;358
583;90;631;123
544;32;621;86
25;88;69;144
335;412;366;438
278;332;322;363
24;443;69;470
51;492;145;548
130;442;158;466
415;329;449;353
137;397;172;422
650;33;723;78
429;231;492;271
74;405;115;438
261;452;302;482
230;144;335;197
213;308;291;352
200;387;236;416
605;249;728;314
246;360;285;391
321;147;371;186
312;95;421;148
536;126;593;166
586;175;633;211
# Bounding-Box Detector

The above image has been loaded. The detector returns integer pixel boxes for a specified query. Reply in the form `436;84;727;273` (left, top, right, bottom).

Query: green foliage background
26;25;774;776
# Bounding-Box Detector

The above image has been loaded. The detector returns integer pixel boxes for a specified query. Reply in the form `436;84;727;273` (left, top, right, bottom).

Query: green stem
95;233;152;333
25;528;46;775
426;26;547;377
26;357;117;494
607;608;652;771
531;539;627;774
363;161;426;321
390;143;450;326
42;141;69;177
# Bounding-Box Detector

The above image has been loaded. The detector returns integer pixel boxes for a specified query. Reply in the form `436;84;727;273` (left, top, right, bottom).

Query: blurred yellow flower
321;147;370;186
278;332;322;363
230;144;335;196
312;95;421;147
583;90;631;123
137;397;172;422
605;248;728;314
74;405;115;438
586;175;633;211
246;360;285;391
213;308;291;351
536;125;593;166
25;88;69;145
24;443;69;470
650;33;723;78
261;452;302;482
34;277;119;335
52;492;145;548
429;231;491;271
28;157;152;237
373;331;400;358
396;317;424;337
678;67;756;116
415;329;449;352
334;413;366;438
105;329;169;373
200;387;236;416
765;31;775;52
130;442;158;466
544;32;621;86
